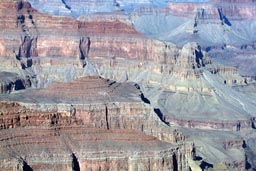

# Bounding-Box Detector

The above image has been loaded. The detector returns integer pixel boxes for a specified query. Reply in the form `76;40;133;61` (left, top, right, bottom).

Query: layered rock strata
0;0;255;170
87;42;256;134
0;72;31;94
181;128;250;171
0;0;160;61
0;77;186;143
0;77;194;171
0;127;181;171
166;1;256;20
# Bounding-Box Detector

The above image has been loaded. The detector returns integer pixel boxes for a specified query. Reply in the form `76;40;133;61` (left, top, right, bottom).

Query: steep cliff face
131;0;256;48
17;76;186;143
79;37;90;67
0;0;179;94
0;0;174;63
18;36;38;59
17;0;256;49
0;76;194;171
0;72;31;94
166;1;256;20
0;126;184;171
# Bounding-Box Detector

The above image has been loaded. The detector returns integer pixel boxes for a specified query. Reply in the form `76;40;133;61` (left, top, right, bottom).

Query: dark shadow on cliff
217;8;232;26
200;161;213;170
140;94;150;104
14;79;25;90
194;156;202;161
173;154;178;171
154;108;169;126
61;0;71;10
195;46;204;67
223;16;232;26
23;161;33;171
72;153;80;171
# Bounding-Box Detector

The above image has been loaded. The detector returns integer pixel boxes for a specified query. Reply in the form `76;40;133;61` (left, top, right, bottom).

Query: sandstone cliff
0;77;194;171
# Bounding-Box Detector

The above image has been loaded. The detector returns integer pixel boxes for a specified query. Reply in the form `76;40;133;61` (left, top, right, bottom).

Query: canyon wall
0;0;172;63
166;1;256;20
0;1;255;171
0;76;194;171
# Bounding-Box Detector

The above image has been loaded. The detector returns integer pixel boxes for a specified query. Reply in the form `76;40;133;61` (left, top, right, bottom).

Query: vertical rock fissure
15;3;38;70
105;104;109;130
71;153;80;171
18;36;38;58
79;37;90;67
16;35;38;69
172;154;178;171
217;8;223;22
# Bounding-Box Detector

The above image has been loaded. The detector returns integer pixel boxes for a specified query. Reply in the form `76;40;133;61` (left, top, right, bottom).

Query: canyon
0;0;255;171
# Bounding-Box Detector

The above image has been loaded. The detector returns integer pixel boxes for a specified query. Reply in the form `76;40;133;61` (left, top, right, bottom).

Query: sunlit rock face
0;77;192;171
128;0;256;77
27;0;173;17
0;0;256;171
130;0;256;49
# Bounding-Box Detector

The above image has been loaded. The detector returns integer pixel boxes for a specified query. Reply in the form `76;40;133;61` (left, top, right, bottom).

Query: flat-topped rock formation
0;77;187;143
0;127;181;171
31;76;140;103
0;0;167;62
0;0;177;89
0;76;194;171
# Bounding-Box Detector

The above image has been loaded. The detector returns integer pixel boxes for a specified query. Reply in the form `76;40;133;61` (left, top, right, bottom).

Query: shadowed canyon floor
0;0;256;171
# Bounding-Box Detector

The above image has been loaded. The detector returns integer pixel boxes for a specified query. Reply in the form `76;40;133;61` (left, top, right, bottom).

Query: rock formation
0;0;255;171
131;0;256;52
0;72;31;94
78;37;90;67
0;77;194;171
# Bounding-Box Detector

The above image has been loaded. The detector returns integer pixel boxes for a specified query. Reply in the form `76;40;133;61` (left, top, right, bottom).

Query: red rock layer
0;100;192;171
165;1;256;20
0;0;169;63
0;127;180;171
32;76;140;102
166;115;253;131
1;77;186;143
130;0;256;21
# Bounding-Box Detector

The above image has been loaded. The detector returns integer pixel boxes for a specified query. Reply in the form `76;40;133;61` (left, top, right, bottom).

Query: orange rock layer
0;101;191;171
0;0;168;63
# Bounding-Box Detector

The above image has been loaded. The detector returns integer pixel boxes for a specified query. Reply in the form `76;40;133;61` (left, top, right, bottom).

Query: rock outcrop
0;0;174;64
166;0;256;20
0;77;194;171
0;72;31;94
78;37;90;67
131;0;256;49
0;127;183;171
